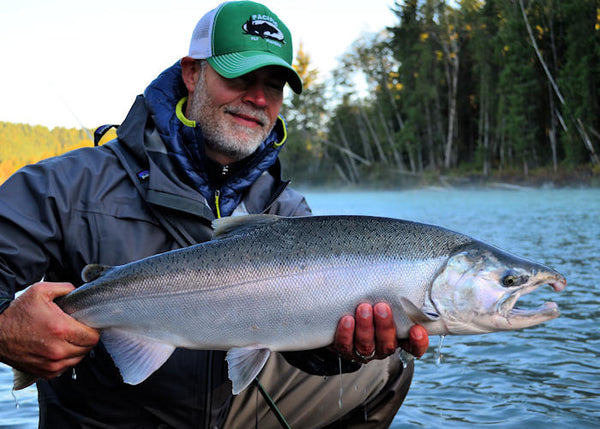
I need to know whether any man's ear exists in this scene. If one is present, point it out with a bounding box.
[180,57,200,92]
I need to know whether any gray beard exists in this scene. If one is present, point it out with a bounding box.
[187,72,272,162]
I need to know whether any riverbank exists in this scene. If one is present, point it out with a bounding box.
[438,165,600,189]
[293,164,599,191]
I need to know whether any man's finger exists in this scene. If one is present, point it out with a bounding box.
[408,324,429,358]
[64,320,101,348]
[353,303,375,358]
[42,282,76,301]
[373,303,397,356]
[333,315,355,357]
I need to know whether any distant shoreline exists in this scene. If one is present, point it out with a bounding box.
[292,166,600,191]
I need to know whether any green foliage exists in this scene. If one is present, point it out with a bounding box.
[496,0,541,169]
[4,1,598,188]
[557,0,600,164]
[279,44,329,184]
[0,122,116,184]
[280,0,599,186]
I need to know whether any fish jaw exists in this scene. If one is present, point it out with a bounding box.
[427,244,566,335]
[493,268,565,329]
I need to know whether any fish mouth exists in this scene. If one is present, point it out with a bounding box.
[499,274,566,324]
[508,301,559,319]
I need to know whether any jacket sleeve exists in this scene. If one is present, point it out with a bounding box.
[282,348,362,375]
[0,161,69,300]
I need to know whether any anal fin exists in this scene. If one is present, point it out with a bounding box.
[226,348,271,394]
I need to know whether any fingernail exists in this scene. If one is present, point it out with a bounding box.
[375,304,388,318]
[358,305,372,318]
[342,317,353,329]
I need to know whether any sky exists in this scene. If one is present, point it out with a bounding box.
[0,0,400,129]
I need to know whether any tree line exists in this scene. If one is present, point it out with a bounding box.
[280,0,600,187]
[2,0,598,188]
[0,122,116,184]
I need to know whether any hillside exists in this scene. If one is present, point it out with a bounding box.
[0,122,116,183]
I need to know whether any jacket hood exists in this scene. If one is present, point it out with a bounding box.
[139,61,288,217]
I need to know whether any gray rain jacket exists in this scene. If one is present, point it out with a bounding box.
[0,63,412,428]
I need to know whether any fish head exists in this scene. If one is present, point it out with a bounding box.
[424,243,566,335]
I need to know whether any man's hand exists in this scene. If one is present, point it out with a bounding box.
[332,302,429,363]
[0,282,100,380]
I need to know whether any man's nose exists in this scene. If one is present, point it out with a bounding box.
[242,83,268,108]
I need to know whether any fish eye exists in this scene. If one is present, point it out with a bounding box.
[501,272,528,287]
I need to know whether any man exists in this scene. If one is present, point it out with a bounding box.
[0,1,427,427]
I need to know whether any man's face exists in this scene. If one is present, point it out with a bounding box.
[187,62,285,164]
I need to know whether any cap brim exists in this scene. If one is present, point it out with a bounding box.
[207,51,303,94]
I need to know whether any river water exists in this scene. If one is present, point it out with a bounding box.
[1,188,598,428]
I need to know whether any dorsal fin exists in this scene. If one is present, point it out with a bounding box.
[81,264,113,283]
[212,214,281,240]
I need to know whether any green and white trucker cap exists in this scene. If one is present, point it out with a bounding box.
[189,1,303,94]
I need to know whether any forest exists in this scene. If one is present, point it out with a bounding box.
[1,0,599,188]
[0,122,118,184]
[280,0,600,187]
[0,122,91,183]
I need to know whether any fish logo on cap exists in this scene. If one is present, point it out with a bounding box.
[242,17,285,44]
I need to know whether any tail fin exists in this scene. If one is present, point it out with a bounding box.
[12,368,38,390]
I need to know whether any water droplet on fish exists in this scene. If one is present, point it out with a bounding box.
[338,355,343,408]
[396,349,414,368]
[436,335,446,365]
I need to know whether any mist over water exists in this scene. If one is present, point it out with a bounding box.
[1,188,598,427]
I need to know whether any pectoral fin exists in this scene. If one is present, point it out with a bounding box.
[399,297,448,336]
[226,347,271,394]
[400,297,439,323]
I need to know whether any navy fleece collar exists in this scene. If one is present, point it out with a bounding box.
[143,62,287,217]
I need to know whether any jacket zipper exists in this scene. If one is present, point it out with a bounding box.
[214,190,221,219]
[214,165,229,219]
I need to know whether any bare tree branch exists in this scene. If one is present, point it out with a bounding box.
[519,0,565,105]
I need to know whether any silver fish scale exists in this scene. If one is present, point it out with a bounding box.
[12,214,564,394]
[59,216,473,351]
[230,216,475,261]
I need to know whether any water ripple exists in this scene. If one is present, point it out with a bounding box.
[2,188,599,427]
[307,188,600,428]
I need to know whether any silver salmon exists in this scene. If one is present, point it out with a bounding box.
[13,215,566,393]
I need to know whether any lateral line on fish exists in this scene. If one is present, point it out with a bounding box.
[12,214,565,395]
